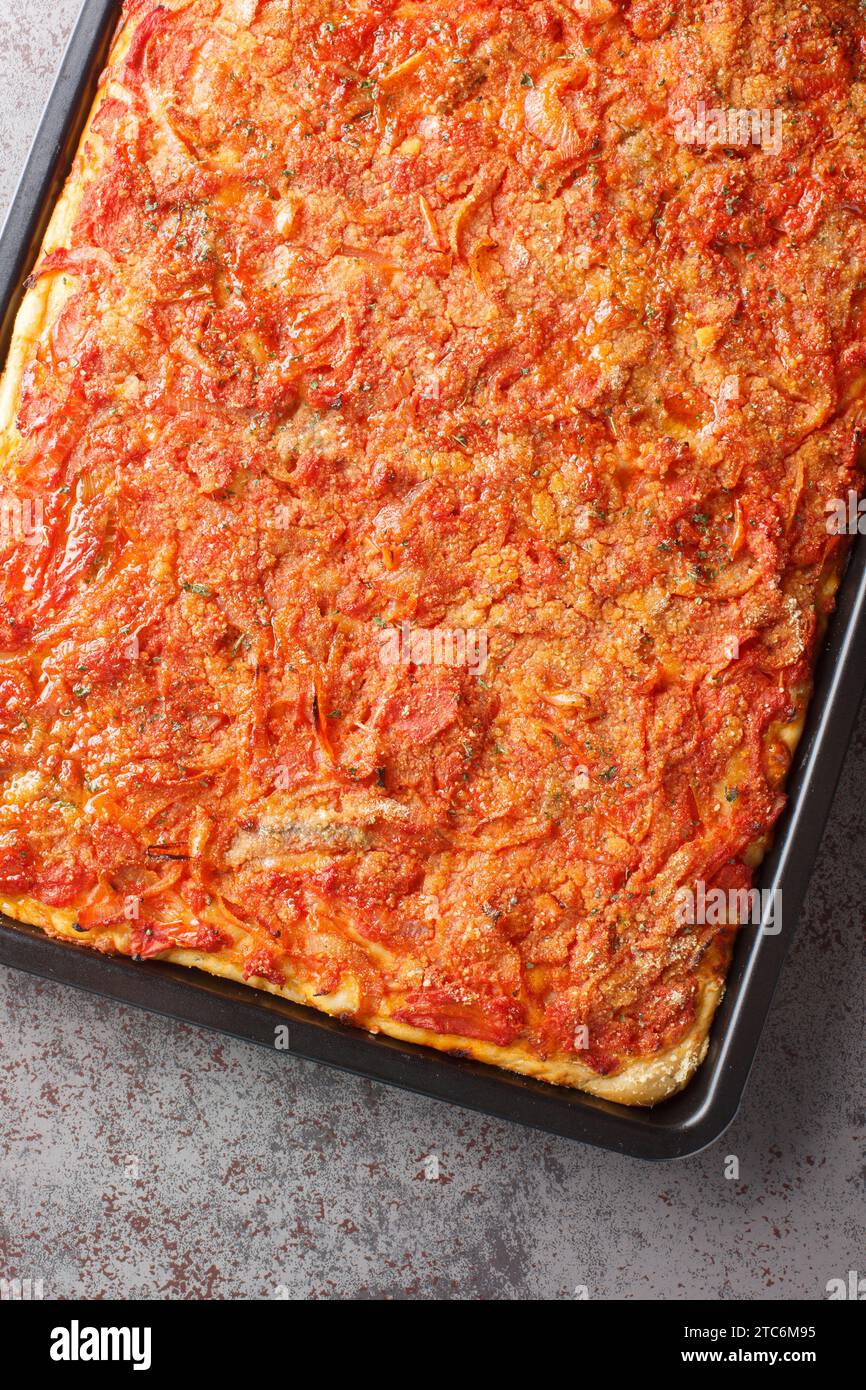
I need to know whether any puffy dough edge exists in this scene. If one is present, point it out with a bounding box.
[0,3,180,460]
[1,891,723,1106]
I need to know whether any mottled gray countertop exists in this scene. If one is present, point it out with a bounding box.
[0,0,863,1302]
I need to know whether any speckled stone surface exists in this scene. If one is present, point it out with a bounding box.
[0,0,863,1302]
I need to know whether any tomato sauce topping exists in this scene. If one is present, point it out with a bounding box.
[2,0,864,1077]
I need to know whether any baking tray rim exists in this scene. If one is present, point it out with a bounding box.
[0,0,863,1160]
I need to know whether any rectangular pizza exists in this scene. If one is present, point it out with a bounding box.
[0,0,863,1104]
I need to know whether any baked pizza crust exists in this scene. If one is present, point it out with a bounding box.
[1,887,721,1103]
[0,0,859,1106]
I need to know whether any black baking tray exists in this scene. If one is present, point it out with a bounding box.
[1,0,864,1160]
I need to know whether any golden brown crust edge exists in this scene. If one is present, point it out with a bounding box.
[0,7,146,461]
[1,890,722,1104]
